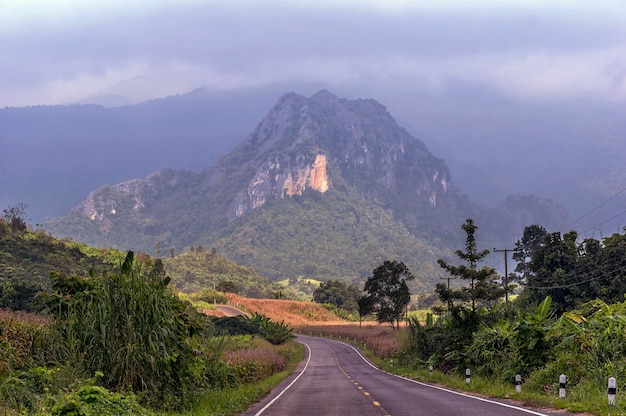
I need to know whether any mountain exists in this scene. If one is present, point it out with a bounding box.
[162,247,280,298]
[4,82,623,237]
[388,85,626,237]
[0,86,280,224]
[44,91,566,290]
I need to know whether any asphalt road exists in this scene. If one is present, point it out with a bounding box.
[215,304,250,317]
[242,335,572,416]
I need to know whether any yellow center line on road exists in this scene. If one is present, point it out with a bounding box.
[330,346,391,416]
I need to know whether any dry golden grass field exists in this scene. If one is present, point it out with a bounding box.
[224,293,344,325]
[223,293,403,359]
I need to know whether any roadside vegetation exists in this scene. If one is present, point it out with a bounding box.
[306,219,626,415]
[4,207,626,416]
[0,213,306,415]
[0,249,298,415]
[305,297,626,416]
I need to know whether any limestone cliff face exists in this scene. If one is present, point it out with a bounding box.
[75,181,146,233]
[217,89,452,223]
[71,169,195,234]
[52,90,467,252]
[232,153,330,218]
[71,90,452,230]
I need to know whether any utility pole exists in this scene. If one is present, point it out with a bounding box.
[494,248,513,312]
[440,273,457,313]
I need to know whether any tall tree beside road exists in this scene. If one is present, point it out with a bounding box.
[361,260,414,329]
[512,224,549,283]
[436,219,504,312]
[514,225,626,314]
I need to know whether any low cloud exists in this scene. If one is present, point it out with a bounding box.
[2,1,625,106]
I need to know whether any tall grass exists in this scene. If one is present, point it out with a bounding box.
[41,252,207,409]
[0,311,50,375]
[168,340,305,416]
[224,293,342,325]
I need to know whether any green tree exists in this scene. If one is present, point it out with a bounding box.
[516,226,626,314]
[513,224,548,283]
[436,219,504,312]
[313,280,361,313]
[357,295,374,326]
[361,260,414,329]
[598,230,626,303]
[216,280,239,294]
[520,230,580,314]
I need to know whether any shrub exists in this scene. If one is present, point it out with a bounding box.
[224,348,286,384]
[524,352,587,395]
[39,251,208,409]
[198,289,229,304]
[211,313,294,345]
[465,319,518,380]
[49,383,152,416]
[212,316,262,337]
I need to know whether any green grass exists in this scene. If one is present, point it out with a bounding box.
[374,361,626,416]
[166,341,305,416]
[177,292,217,311]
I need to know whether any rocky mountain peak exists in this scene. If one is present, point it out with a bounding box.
[44,90,569,284]
[216,90,451,221]
[310,89,339,104]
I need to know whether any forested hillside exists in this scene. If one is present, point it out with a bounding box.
[203,187,445,292]
[0,213,293,312]
[45,91,567,290]
[0,216,126,311]
[163,247,280,298]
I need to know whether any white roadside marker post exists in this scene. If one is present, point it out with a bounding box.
[466,368,471,384]
[515,374,522,393]
[608,377,617,405]
[559,374,567,398]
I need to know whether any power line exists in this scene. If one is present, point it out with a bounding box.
[560,187,626,232]
[591,208,626,231]
[523,263,626,290]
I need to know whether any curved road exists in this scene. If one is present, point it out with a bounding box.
[242,335,572,416]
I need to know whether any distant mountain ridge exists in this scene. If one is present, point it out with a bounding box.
[0,86,279,223]
[45,91,567,289]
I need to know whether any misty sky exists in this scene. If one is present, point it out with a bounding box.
[2,0,625,108]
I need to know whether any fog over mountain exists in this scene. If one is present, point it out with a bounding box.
[2,0,625,238]
[2,84,624,239]
[43,90,570,286]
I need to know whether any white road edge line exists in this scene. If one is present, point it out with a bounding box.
[338,339,550,416]
[253,341,312,416]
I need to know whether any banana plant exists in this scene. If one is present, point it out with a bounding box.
[557,299,626,365]
[514,296,553,375]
